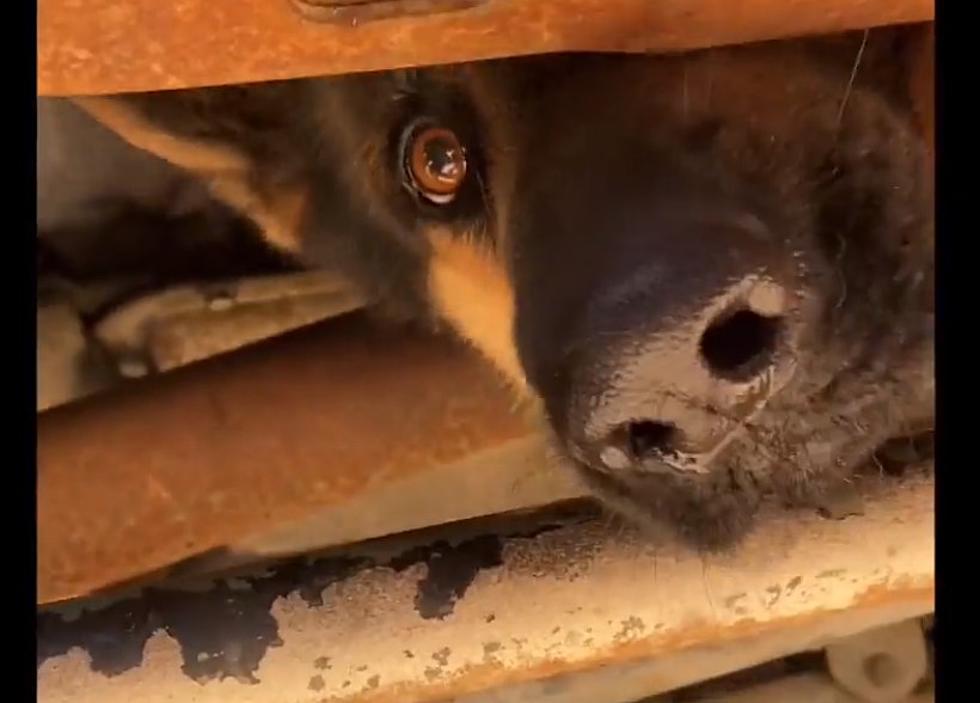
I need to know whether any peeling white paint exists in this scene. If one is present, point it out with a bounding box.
[38,478,933,703]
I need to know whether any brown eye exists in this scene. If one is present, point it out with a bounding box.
[403,124,467,204]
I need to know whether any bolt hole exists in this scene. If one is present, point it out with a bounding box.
[863,652,903,688]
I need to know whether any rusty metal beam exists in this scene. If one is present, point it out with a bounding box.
[38,0,934,96]
[37,476,934,703]
[37,313,584,605]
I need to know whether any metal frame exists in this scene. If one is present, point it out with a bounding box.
[38,476,933,702]
[39,0,933,96]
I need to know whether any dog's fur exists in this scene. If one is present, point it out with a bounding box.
[44,29,934,548]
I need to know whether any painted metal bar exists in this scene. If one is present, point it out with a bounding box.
[38,476,934,703]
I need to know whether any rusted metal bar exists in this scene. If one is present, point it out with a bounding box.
[37,476,934,703]
[37,313,587,605]
[38,0,934,96]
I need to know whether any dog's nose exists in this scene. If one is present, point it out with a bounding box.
[517,212,804,478]
[509,137,812,478]
[577,276,794,476]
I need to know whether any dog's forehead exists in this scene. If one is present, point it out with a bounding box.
[306,48,846,147]
[304,29,916,150]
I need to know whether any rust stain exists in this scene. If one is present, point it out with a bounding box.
[724,593,747,608]
[817,569,847,579]
[764,585,782,607]
[38,0,934,96]
[614,616,646,642]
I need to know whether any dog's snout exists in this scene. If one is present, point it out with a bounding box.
[517,210,803,478]
[510,140,813,479]
[575,287,794,477]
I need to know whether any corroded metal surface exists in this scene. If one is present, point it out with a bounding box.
[38,0,934,96]
[37,313,557,604]
[37,476,934,703]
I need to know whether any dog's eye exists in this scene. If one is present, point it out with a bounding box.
[401,123,468,205]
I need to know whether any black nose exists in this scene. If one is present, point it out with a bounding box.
[580,292,792,476]
[515,212,803,478]
[509,135,810,477]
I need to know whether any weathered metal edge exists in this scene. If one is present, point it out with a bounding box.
[39,0,934,95]
[38,474,934,703]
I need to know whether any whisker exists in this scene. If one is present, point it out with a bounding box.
[836,29,870,130]
[682,62,690,120]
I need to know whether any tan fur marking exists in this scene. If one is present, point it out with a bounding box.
[206,176,307,253]
[426,229,526,390]
[72,96,250,174]
[72,96,305,253]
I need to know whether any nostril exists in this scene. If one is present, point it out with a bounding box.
[595,420,712,474]
[628,420,677,459]
[596,420,691,471]
[596,421,680,471]
[699,308,783,381]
